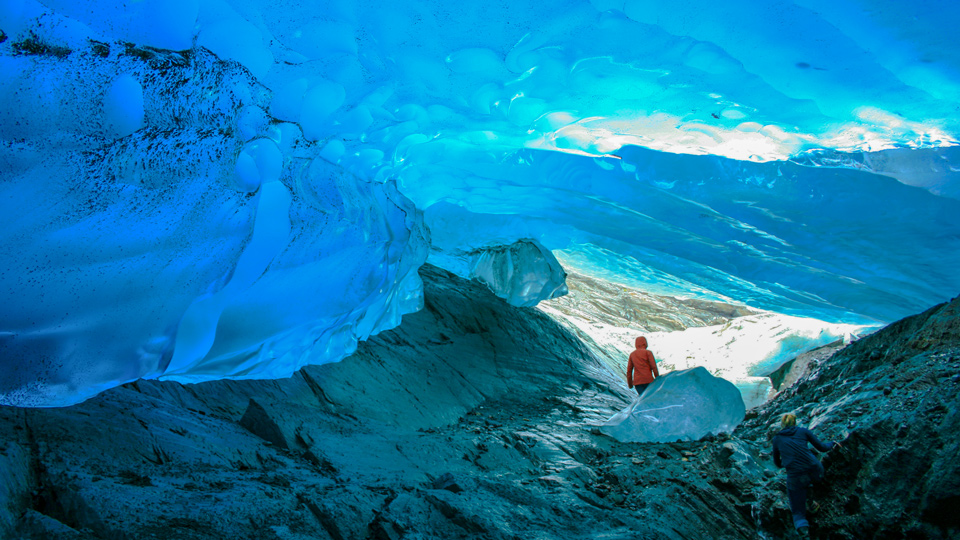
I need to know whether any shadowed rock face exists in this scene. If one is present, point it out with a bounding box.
[740,295,960,539]
[1,267,958,540]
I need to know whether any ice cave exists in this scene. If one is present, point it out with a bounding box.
[2,1,960,539]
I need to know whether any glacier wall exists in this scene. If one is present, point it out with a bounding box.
[0,41,428,406]
[2,0,960,405]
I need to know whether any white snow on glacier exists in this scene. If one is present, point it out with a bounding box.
[2,0,960,405]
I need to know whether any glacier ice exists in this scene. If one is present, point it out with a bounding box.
[0,44,427,406]
[470,240,567,308]
[3,0,960,405]
[102,74,144,138]
[428,238,568,308]
[601,367,746,443]
[537,272,871,409]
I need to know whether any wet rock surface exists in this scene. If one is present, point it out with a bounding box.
[1,267,958,539]
[740,295,960,539]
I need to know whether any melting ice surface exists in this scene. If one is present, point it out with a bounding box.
[3,0,960,406]
[601,367,746,443]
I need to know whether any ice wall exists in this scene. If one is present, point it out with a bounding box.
[403,144,960,324]
[2,0,960,405]
[0,39,427,406]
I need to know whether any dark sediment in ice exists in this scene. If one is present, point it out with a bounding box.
[1,267,959,539]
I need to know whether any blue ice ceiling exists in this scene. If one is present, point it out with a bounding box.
[2,0,960,406]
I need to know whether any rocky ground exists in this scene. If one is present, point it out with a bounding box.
[1,266,958,540]
[741,294,960,539]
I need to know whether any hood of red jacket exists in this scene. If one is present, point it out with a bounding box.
[635,336,647,349]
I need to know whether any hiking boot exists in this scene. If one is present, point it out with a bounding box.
[797,526,810,538]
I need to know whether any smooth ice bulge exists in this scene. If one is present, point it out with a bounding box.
[601,367,746,443]
[427,237,568,308]
[0,40,427,407]
[470,240,568,308]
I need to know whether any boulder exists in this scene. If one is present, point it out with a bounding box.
[601,367,746,443]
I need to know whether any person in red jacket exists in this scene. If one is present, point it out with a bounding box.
[627,336,659,396]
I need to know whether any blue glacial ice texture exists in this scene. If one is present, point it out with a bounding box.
[428,238,568,308]
[397,141,960,324]
[3,0,960,405]
[794,146,960,202]
[601,367,746,443]
[0,45,427,407]
[8,0,960,161]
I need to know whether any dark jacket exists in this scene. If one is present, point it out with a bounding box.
[772,426,835,477]
[627,336,659,387]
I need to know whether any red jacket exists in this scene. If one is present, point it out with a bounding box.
[627,336,659,386]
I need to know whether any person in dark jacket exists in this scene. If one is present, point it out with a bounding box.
[626,336,659,397]
[772,413,836,537]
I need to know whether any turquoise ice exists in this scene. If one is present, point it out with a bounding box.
[2,0,960,405]
[601,367,746,443]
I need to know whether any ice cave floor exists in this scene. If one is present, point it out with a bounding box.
[1,266,959,540]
